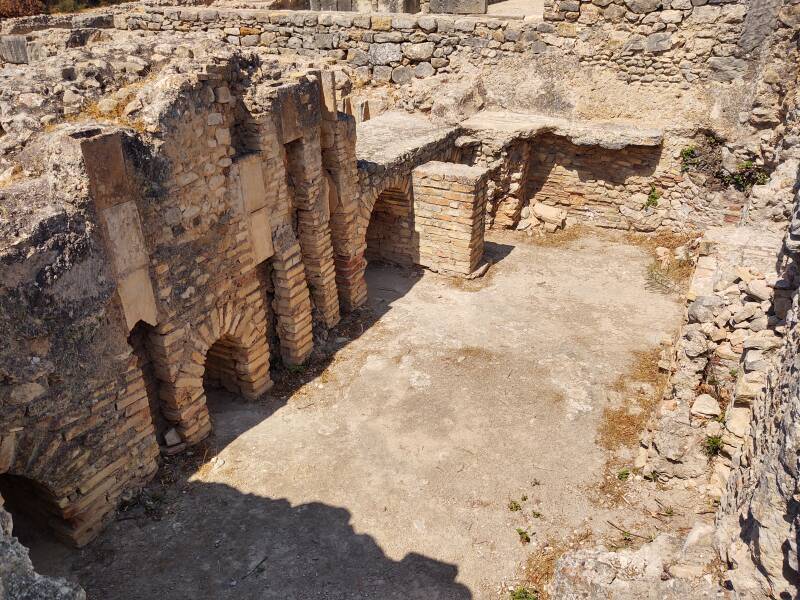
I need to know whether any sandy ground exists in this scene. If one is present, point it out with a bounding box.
[487,0,544,17]
[22,229,684,599]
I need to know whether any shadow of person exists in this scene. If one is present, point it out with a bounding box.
[77,481,472,600]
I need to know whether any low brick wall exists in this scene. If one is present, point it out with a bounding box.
[413,161,488,275]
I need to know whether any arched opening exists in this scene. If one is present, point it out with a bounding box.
[0,474,69,576]
[202,334,269,441]
[204,335,247,397]
[363,183,422,315]
[365,186,416,268]
[128,320,168,446]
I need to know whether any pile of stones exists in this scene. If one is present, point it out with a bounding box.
[516,201,570,234]
[640,262,792,498]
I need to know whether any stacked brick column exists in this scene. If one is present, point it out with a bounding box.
[412,161,489,276]
[319,78,365,312]
[270,228,315,365]
[285,130,341,328]
[250,116,316,367]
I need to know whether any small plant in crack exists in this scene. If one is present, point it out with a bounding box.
[703,435,723,457]
[720,160,769,192]
[510,587,539,600]
[508,500,522,512]
[644,470,661,482]
[645,186,661,208]
[617,467,631,481]
[680,146,700,172]
[516,528,531,544]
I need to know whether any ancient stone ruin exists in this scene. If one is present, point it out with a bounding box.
[0,0,798,597]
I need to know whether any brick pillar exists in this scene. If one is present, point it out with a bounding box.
[270,233,314,365]
[284,130,341,328]
[412,161,489,276]
[323,115,365,312]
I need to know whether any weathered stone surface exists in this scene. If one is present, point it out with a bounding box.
[531,202,566,226]
[0,504,85,599]
[551,531,722,598]
[402,42,435,61]
[391,65,413,84]
[691,393,721,417]
[746,279,771,301]
[0,36,28,64]
[429,0,487,14]
[368,43,402,65]
[645,32,673,53]
[624,0,661,13]
[688,295,725,323]
[708,56,747,82]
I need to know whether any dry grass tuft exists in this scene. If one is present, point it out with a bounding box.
[521,531,593,600]
[625,230,700,253]
[599,348,668,451]
[79,83,149,133]
[625,230,700,294]
[527,224,586,247]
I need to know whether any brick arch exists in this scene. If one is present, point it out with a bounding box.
[356,173,412,254]
[0,435,105,547]
[344,174,414,306]
[155,300,272,446]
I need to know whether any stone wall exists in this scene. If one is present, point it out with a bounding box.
[523,133,746,232]
[113,3,755,88]
[464,119,746,234]
[715,258,800,598]
[0,128,161,547]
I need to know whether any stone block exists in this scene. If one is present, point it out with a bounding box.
[81,132,130,209]
[368,43,402,66]
[239,155,268,213]
[249,207,275,264]
[102,200,149,277]
[0,36,28,64]
[376,0,420,11]
[117,267,158,330]
[391,66,413,84]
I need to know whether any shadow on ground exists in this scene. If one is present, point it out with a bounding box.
[72,474,471,600]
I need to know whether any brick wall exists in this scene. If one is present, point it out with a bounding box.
[412,161,488,275]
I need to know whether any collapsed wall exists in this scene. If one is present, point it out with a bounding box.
[0,502,84,599]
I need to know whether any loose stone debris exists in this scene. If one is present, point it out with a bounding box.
[0,0,798,598]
